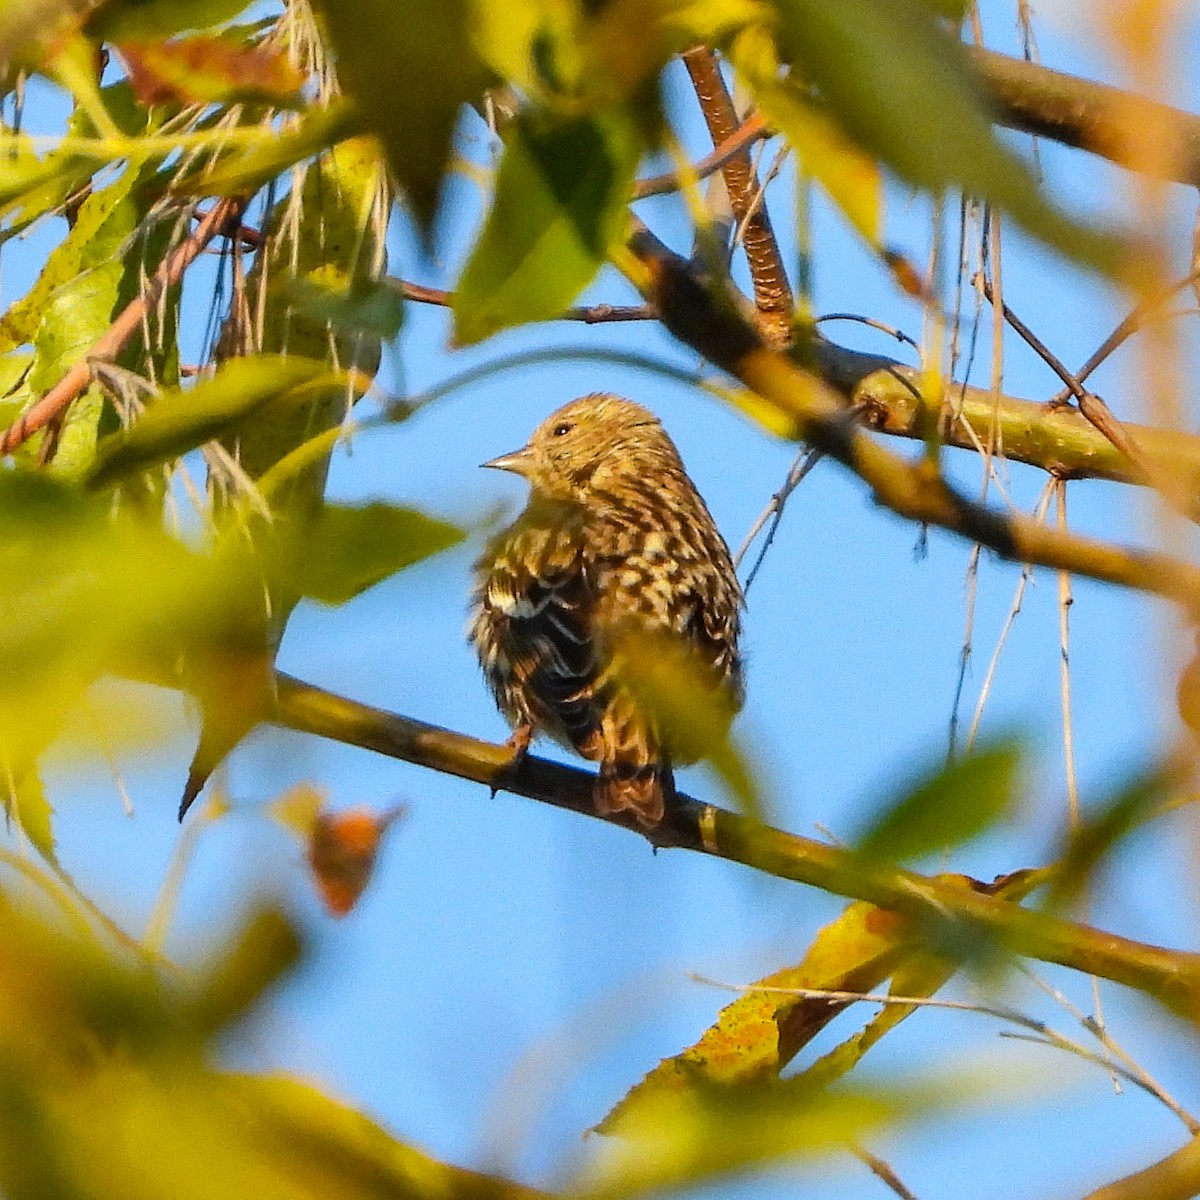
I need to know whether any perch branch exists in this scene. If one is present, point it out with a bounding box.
[269,672,1200,1020]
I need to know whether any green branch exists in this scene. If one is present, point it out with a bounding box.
[272,673,1200,1021]
[816,340,1200,493]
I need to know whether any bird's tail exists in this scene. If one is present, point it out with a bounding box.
[593,759,675,828]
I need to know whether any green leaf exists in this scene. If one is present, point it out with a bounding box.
[2,760,57,865]
[283,502,463,607]
[587,1075,923,1196]
[733,29,882,246]
[856,740,1022,863]
[282,277,405,342]
[310,0,492,236]
[2,160,143,354]
[773,0,1123,272]
[174,102,358,196]
[85,0,253,40]
[453,109,641,345]
[87,356,342,489]
[1045,763,1174,910]
[0,472,270,769]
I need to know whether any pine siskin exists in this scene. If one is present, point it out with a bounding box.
[469,393,743,827]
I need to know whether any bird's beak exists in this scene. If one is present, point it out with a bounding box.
[482,446,534,476]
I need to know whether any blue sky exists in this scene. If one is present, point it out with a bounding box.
[15,3,1200,1197]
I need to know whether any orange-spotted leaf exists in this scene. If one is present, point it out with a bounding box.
[795,870,1043,1092]
[597,899,913,1135]
[117,36,304,107]
[306,805,406,917]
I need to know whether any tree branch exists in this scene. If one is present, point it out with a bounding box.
[624,221,1200,610]
[681,47,793,348]
[971,46,1200,187]
[817,339,1200,494]
[269,672,1200,1020]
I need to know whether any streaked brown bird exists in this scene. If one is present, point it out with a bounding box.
[469,393,743,827]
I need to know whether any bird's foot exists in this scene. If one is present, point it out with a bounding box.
[490,724,535,797]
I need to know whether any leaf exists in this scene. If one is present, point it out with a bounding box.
[283,502,463,607]
[2,759,57,865]
[855,740,1022,864]
[454,108,642,345]
[1,159,144,354]
[1045,763,1175,911]
[19,158,166,475]
[599,900,913,1135]
[87,356,343,488]
[221,135,387,497]
[585,1075,923,1198]
[310,0,492,236]
[732,28,882,246]
[793,871,1040,1091]
[281,277,405,342]
[173,103,358,195]
[179,907,304,1035]
[85,0,253,40]
[116,35,304,107]
[0,472,271,768]
[306,805,407,917]
[772,0,1124,272]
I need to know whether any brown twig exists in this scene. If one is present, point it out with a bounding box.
[681,47,793,348]
[389,279,654,324]
[977,276,1200,521]
[633,111,770,199]
[977,275,1158,479]
[0,196,249,456]
[1064,264,1200,396]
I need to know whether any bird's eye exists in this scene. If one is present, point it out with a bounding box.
[552,422,572,437]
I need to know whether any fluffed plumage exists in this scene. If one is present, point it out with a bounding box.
[469,393,743,826]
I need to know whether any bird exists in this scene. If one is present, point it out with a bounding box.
[469,393,743,827]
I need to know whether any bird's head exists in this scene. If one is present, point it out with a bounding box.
[483,393,680,503]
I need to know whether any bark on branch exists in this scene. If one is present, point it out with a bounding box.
[270,672,1200,1020]
[972,46,1200,187]
[624,221,1200,610]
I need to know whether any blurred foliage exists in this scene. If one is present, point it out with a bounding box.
[0,0,1184,1196]
[0,880,543,1200]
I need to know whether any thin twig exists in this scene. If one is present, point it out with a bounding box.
[977,274,1164,492]
[1064,265,1200,396]
[0,195,249,455]
[815,313,920,353]
[964,480,1057,750]
[735,444,826,591]
[633,111,770,199]
[851,1146,921,1200]
[389,279,654,324]
[1021,965,1199,1133]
